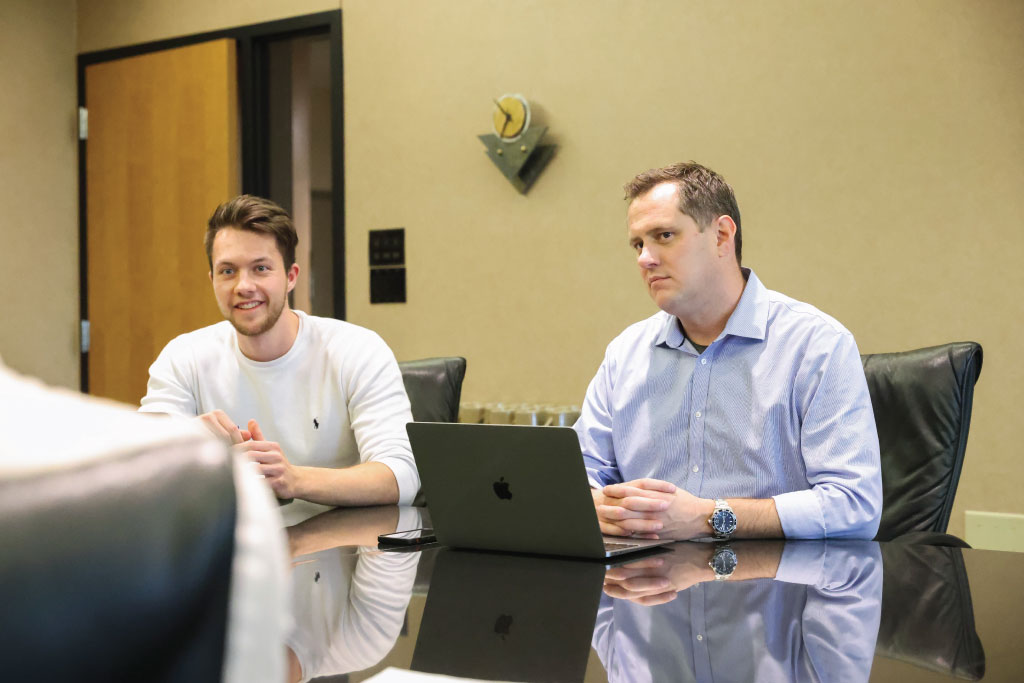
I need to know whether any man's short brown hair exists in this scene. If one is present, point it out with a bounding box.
[624,161,742,265]
[205,195,298,269]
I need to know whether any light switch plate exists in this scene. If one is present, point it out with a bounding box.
[369,228,404,266]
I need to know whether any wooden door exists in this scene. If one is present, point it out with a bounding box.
[85,39,239,405]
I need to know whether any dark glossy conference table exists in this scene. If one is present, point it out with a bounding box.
[281,504,1023,683]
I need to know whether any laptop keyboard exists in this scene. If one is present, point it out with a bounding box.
[603,541,641,551]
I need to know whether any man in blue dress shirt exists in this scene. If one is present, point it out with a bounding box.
[574,162,882,540]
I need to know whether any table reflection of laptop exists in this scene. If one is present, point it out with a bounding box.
[411,548,604,682]
[407,422,673,559]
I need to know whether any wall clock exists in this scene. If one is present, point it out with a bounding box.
[478,93,556,194]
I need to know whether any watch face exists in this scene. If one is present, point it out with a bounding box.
[711,547,738,575]
[712,508,737,535]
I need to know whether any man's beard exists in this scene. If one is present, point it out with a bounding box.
[231,296,286,337]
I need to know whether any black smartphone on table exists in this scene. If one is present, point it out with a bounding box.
[378,527,437,546]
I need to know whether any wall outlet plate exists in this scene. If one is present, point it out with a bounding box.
[965,510,1024,552]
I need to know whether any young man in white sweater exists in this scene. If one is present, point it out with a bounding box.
[140,195,419,508]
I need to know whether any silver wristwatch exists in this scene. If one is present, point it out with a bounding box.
[709,544,738,580]
[708,498,737,540]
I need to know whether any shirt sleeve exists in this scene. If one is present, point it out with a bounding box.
[773,331,882,539]
[797,542,882,681]
[138,338,199,416]
[574,347,623,488]
[772,540,828,586]
[343,336,420,505]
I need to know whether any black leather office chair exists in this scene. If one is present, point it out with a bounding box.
[0,440,237,681]
[399,357,467,506]
[861,342,983,542]
[399,357,467,424]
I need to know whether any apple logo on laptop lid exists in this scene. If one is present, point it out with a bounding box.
[493,477,512,500]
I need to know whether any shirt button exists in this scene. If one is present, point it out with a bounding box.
[692,465,699,473]
[695,411,702,418]
[697,634,704,641]
[701,358,707,365]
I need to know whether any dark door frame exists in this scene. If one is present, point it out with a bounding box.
[76,11,346,393]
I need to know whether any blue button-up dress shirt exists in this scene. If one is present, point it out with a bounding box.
[574,269,882,539]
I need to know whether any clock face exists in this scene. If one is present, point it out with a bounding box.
[492,94,531,141]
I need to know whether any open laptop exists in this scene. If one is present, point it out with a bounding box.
[407,422,673,559]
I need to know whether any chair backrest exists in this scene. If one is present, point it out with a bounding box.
[399,357,466,507]
[861,342,983,541]
[399,357,467,424]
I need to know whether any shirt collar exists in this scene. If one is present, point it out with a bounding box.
[655,267,769,349]
[722,268,769,341]
[655,312,687,349]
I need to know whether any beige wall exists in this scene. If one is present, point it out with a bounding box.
[342,0,1024,536]
[0,0,79,389]
[45,0,1024,534]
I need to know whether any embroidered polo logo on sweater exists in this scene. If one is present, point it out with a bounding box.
[313,418,319,430]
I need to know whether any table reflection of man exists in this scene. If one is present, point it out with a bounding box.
[595,541,882,683]
[283,506,424,683]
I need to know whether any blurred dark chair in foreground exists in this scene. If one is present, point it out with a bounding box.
[0,439,237,681]
[862,342,982,543]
